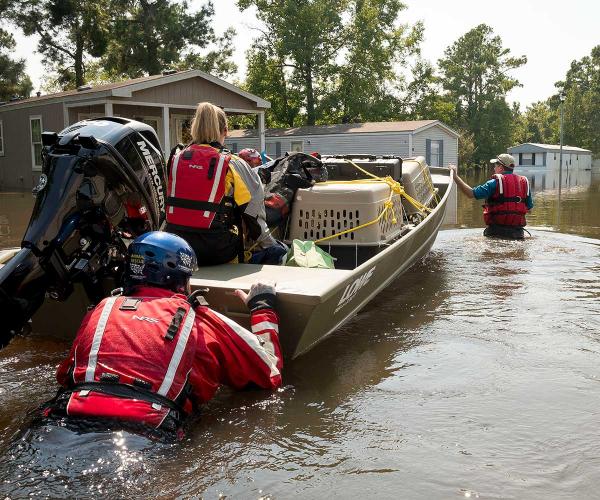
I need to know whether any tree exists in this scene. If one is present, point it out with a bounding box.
[512,101,558,145]
[244,47,303,127]
[12,0,110,88]
[555,45,600,156]
[0,30,33,100]
[239,0,350,126]
[239,0,422,126]
[438,24,526,163]
[458,129,476,167]
[103,0,231,79]
[172,28,238,79]
[322,0,422,123]
[404,59,457,125]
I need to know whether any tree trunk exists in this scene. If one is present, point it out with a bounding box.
[74,33,84,87]
[142,0,160,75]
[305,62,316,126]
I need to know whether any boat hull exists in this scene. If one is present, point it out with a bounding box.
[1,170,453,359]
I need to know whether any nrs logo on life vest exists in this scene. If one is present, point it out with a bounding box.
[132,315,159,323]
[335,266,376,313]
[137,140,165,212]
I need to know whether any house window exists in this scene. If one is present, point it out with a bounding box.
[0,120,4,156]
[174,116,193,144]
[521,153,533,166]
[429,140,442,167]
[291,141,303,152]
[30,116,43,170]
[230,142,238,153]
[554,153,556,160]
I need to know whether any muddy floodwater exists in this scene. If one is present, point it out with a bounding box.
[0,169,599,498]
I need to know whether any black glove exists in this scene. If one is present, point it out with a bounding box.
[244,282,276,312]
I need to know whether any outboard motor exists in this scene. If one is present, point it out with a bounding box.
[0,117,167,347]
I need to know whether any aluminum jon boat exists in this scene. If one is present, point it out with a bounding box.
[186,157,454,359]
[1,156,453,359]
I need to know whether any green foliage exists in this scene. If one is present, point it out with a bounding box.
[404,59,457,124]
[239,0,419,126]
[322,0,422,123]
[438,24,526,164]
[458,129,476,168]
[244,48,302,127]
[171,28,238,79]
[0,29,33,100]
[239,0,350,126]
[103,0,223,79]
[512,101,558,145]
[11,0,110,88]
[556,45,600,156]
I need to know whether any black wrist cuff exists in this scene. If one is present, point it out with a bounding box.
[247,292,276,312]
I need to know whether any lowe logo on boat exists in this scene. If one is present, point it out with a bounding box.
[137,140,165,212]
[336,266,376,313]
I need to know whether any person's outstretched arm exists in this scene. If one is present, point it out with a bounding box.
[449,164,475,199]
[196,282,283,391]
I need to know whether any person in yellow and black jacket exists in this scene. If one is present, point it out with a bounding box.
[165,102,277,265]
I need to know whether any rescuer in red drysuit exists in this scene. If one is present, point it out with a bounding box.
[451,153,533,239]
[45,231,282,440]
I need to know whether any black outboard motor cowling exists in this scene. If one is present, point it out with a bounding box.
[0,117,167,347]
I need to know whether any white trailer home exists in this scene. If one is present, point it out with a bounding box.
[227,120,459,167]
[508,143,592,170]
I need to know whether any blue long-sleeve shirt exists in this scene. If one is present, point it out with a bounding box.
[472,172,534,209]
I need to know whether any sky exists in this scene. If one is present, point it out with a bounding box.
[11,0,600,110]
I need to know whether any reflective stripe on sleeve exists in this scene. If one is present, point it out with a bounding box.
[85,296,118,382]
[212,310,280,377]
[251,321,279,334]
[157,308,196,397]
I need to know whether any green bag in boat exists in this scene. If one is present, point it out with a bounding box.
[284,239,335,269]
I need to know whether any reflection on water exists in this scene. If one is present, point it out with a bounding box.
[1,231,600,497]
[1,181,600,497]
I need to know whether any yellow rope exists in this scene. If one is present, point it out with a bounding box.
[312,160,433,244]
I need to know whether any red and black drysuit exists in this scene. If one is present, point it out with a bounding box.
[48,286,282,438]
[165,142,276,265]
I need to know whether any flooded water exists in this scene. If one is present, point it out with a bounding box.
[1,169,600,498]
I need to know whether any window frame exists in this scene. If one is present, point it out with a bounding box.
[133,115,163,142]
[291,140,304,152]
[0,120,4,156]
[171,114,194,145]
[29,115,43,171]
[429,139,442,167]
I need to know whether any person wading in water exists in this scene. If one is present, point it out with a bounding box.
[451,154,533,239]
[42,231,282,440]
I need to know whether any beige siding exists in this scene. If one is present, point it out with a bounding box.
[412,125,458,167]
[68,104,105,124]
[0,102,65,190]
[131,77,257,110]
[112,104,162,118]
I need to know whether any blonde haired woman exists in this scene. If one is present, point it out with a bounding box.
[165,102,276,265]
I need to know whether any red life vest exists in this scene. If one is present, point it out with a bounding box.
[166,144,235,230]
[483,173,530,227]
[64,293,199,427]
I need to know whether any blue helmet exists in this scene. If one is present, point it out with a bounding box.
[124,231,197,293]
